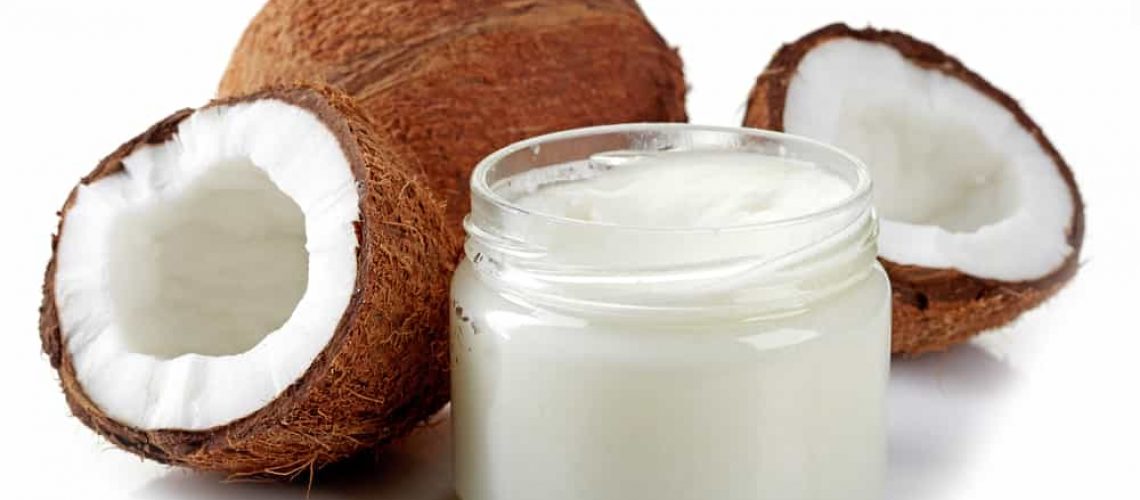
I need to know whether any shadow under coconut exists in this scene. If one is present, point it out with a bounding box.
[134,413,456,500]
[887,343,1017,500]
[138,344,1014,500]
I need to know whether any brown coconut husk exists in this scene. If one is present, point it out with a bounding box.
[743,23,1084,356]
[218,0,689,240]
[39,84,457,477]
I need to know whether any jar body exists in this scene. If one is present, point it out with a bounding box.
[451,260,891,500]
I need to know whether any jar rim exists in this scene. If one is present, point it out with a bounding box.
[469,123,873,234]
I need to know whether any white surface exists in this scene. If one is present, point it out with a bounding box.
[56,100,359,430]
[512,150,852,228]
[0,0,1137,499]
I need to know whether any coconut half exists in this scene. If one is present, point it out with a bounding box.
[744,24,1084,355]
[40,85,455,476]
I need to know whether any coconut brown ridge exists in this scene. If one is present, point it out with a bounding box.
[744,23,1084,356]
[40,84,458,477]
[219,0,689,240]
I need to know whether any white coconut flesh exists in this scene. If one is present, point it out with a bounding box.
[781,39,1074,281]
[54,100,360,430]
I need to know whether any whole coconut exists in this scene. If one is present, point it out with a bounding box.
[220,0,689,233]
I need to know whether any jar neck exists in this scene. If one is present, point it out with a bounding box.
[462,124,877,320]
[464,200,878,320]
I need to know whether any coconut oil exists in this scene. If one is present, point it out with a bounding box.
[451,125,890,500]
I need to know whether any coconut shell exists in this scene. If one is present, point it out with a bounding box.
[39,84,458,477]
[218,0,689,239]
[743,24,1084,356]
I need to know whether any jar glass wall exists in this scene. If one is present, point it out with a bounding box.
[451,124,890,500]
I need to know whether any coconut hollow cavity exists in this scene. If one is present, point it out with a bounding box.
[40,85,455,476]
[218,0,688,237]
[745,24,1084,355]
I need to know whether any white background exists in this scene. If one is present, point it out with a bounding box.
[1,1,1138,498]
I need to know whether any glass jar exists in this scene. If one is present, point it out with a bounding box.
[451,124,890,500]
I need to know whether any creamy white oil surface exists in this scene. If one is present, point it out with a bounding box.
[508,150,853,228]
[452,148,889,500]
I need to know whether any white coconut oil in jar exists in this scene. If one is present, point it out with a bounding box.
[451,124,890,500]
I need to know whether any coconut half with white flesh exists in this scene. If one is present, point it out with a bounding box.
[39,85,455,476]
[744,24,1084,355]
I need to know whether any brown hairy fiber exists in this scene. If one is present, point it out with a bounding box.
[40,84,458,477]
[219,0,689,237]
[744,23,1084,356]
